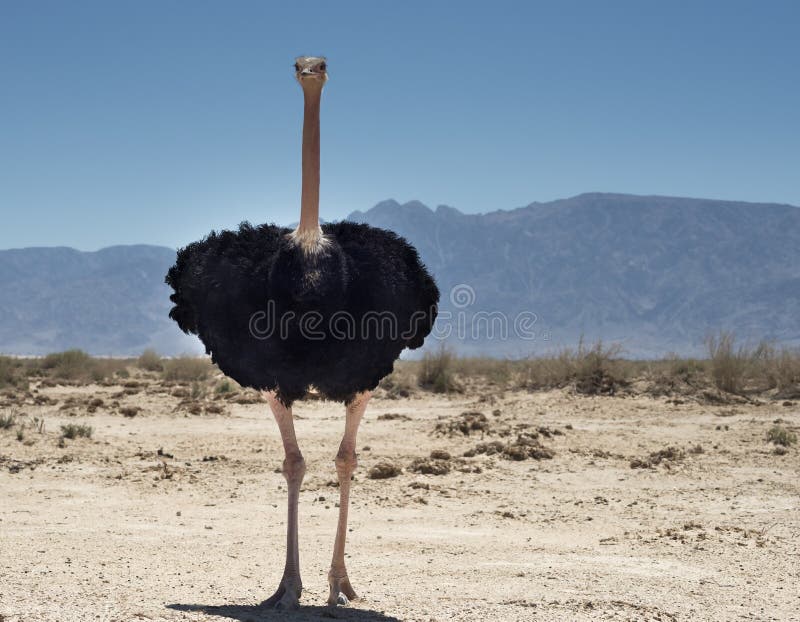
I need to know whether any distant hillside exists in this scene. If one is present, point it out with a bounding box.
[0,245,200,356]
[348,193,800,356]
[1,193,799,357]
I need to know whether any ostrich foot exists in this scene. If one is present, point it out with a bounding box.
[261,575,302,610]
[327,572,358,606]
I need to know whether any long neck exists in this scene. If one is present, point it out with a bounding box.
[297,86,322,234]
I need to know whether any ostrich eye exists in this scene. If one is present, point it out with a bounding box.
[294,63,301,71]
[319,63,326,71]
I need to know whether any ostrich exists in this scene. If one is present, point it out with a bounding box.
[165,56,439,609]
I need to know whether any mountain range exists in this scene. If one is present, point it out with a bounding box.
[2,193,799,357]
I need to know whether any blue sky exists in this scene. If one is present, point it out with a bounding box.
[1,0,798,250]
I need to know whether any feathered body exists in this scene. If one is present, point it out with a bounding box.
[166,221,439,406]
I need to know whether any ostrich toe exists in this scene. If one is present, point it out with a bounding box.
[327,572,357,606]
[261,575,302,610]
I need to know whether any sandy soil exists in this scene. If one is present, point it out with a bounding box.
[1,380,798,622]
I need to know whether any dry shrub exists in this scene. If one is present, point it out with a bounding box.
[705,332,751,394]
[0,413,16,430]
[766,425,796,447]
[630,446,685,468]
[452,357,512,386]
[517,350,575,389]
[0,356,27,390]
[771,347,800,392]
[120,406,140,418]
[379,366,416,398]
[662,354,706,383]
[163,357,212,382]
[215,380,234,395]
[752,345,800,396]
[137,349,163,372]
[42,349,92,377]
[703,333,800,395]
[516,338,627,394]
[39,350,122,383]
[60,423,93,439]
[418,346,460,393]
[573,339,626,394]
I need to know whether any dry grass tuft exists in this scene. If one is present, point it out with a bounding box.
[0,413,16,430]
[0,356,28,389]
[38,349,125,383]
[60,423,93,440]
[379,367,416,398]
[630,446,685,469]
[137,349,164,372]
[215,380,235,395]
[705,332,756,394]
[162,357,212,382]
[766,425,796,447]
[572,339,627,395]
[120,406,140,418]
[516,338,628,394]
[418,346,461,394]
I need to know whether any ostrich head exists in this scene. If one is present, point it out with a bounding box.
[294,56,327,88]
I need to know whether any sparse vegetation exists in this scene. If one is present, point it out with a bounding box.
[665,354,707,382]
[0,355,28,389]
[38,349,123,383]
[60,423,93,440]
[215,380,234,395]
[772,347,800,392]
[0,413,16,430]
[630,446,685,469]
[379,336,800,399]
[163,356,212,382]
[379,366,416,398]
[41,349,93,375]
[766,425,796,447]
[572,339,627,395]
[418,346,461,393]
[705,331,755,394]
[190,381,206,400]
[120,406,140,418]
[137,349,163,372]
[1,342,796,407]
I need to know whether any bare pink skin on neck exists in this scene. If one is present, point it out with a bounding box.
[296,82,323,237]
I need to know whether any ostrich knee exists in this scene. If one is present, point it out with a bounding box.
[334,450,356,483]
[283,452,306,487]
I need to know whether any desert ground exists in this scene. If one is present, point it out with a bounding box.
[1,369,799,622]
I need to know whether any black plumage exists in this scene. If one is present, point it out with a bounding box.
[165,221,439,406]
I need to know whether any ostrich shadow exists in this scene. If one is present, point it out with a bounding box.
[167,602,402,622]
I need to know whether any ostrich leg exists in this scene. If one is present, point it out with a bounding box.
[261,391,306,610]
[328,390,371,606]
